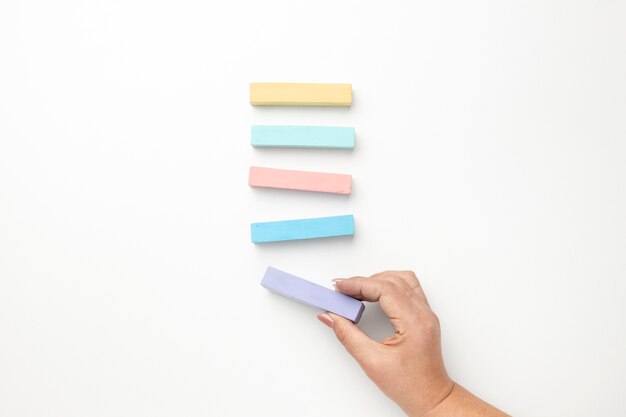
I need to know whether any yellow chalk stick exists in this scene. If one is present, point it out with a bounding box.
[249,83,352,106]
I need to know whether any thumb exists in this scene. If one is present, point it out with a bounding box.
[320,312,378,365]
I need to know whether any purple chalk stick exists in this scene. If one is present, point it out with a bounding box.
[261,266,365,323]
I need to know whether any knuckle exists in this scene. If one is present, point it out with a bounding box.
[400,270,417,278]
[422,312,441,334]
[376,273,393,282]
[380,274,404,287]
[381,280,400,293]
[401,270,421,285]
[432,311,440,325]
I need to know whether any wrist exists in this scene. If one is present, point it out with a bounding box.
[422,382,462,417]
[399,377,455,417]
[405,380,455,417]
[422,383,510,417]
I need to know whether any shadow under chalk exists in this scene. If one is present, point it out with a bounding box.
[250,97,357,116]
[252,233,355,251]
[358,302,395,342]
[251,146,357,158]
[249,184,354,206]
[261,292,395,343]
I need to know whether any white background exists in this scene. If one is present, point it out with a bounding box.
[1,1,625,416]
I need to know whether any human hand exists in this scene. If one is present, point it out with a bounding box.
[317,271,452,416]
[317,271,508,417]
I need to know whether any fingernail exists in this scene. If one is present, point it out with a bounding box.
[317,313,335,329]
[332,278,345,289]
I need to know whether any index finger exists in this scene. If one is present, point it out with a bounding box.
[370,270,430,307]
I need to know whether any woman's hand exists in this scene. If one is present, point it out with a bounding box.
[317,271,508,417]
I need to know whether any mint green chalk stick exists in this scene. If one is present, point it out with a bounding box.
[251,125,355,149]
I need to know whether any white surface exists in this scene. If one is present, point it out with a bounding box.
[1,1,625,416]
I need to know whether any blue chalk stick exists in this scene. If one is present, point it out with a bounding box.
[262,266,365,323]
[251,125,355,149]
[251,215,354,243]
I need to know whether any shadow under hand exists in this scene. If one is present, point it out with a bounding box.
[358,302,394,342]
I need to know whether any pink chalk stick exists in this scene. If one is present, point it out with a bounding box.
[249,166,352,195]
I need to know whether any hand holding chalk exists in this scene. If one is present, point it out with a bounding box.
[318,271,509,417]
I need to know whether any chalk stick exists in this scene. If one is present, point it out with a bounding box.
[251,125,355,149]
[249,166,352,195]
[261,266,365,323]
[250,83,352,106]
[251,215,354,243]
